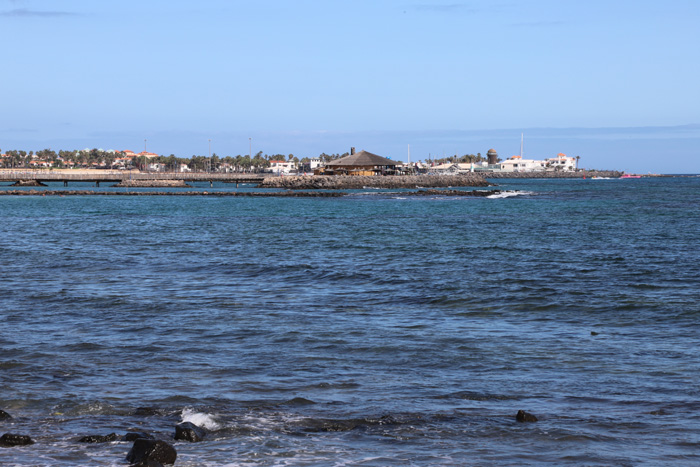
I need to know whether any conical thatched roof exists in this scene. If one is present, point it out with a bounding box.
[326,150,397,167]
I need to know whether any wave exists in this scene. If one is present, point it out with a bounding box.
[487,190,533,199]
[181,407,220,430]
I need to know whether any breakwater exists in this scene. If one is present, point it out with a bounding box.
[259,174,490,189]
[484,170,623,179]
[0,190,344,197]
[0,189,503,197]
[112,180,192,188]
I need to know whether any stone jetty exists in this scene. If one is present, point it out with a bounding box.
[484,170,623,179]
[259,174,491,189]
[0,189,503,197]
[112,180,192,188]
[0,190,345,197]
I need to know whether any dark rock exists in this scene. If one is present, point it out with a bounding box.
[126,439,177,466]
[591,331,599,336]
[0,433,35,447]
[123,431,155,442]
[0,410,12,421]
[516,410,538,422]
[174,421,206,442]
[78,433,119,443]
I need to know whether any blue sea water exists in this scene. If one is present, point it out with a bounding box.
[1,177,699,466]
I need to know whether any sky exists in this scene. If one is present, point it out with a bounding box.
[1,0,699,172]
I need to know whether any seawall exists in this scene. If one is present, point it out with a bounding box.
[484,170,623,179]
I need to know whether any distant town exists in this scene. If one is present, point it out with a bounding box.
[0,146,581,175]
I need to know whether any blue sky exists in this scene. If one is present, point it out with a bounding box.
[1,0,699,172]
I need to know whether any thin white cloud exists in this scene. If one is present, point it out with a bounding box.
[0,8,78,17]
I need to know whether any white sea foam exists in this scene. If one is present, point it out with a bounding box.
[487,190,532,199]
[181,407,220,430]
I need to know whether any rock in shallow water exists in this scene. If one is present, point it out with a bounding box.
[0,410,12,421]
[0,433,35,447]
[516,410,538,422]
[174,421,207,442]
[126,439,177,466]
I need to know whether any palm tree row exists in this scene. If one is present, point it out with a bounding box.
[0,148,311,172]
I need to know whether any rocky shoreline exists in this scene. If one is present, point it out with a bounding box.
[0,190,345,197]
[0,407,539,465]
[258,174,491,189]
[483,170,623,179]
[112,180,193,188]
[0,189,504,197]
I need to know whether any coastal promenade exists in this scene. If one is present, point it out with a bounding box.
[0,169,266,185]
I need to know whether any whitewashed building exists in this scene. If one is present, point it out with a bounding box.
[499,156,545,172]
[498,153,577,172]
[544,153,577,171]
[268,160,297,175]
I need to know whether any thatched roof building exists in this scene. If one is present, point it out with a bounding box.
[323,150,397,176]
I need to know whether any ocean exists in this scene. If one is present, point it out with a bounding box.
[1,177,699,466]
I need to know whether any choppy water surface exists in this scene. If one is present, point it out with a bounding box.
[1,177,700,466]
